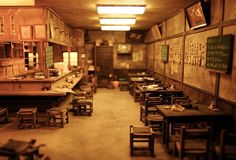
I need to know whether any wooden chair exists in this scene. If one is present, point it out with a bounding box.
[133,83,141,103]
[130,125,155,156]
[171,96,190,135]
[146,114,163,138]
[174,126,212,160]
[214,129,236,160]
[140,94,162,125]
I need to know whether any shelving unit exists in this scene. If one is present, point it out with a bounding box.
[23,42,39,71]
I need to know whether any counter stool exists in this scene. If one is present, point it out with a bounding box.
[0,107,8,123]
[46,107,69,128]
[130,125,155,156]
[16,107,37,129]
[146,114,163,138]
[73,98,93,116]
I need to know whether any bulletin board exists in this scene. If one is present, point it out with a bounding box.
[184,29,218,93]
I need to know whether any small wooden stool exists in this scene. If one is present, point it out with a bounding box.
[119,81,129,91]
[73,99,93,116]
[0,107,8,123]
[16,107,37,129]
[130,125,154,156]
[46,107,69,128]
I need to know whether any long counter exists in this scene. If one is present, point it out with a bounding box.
[0,71,84,111]
[0,71,83,96]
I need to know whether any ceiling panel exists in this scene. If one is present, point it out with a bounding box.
[35,0,198,30]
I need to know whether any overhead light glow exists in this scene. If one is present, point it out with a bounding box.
[97,5,145,14]
[101,26,130,31]
[0,0,35,6]
[100,18,136,25]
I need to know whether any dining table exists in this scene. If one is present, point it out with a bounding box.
[155,104,233,151]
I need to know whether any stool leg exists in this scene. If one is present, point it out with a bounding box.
[46,111,50,127]
[89,104,92,116]
[33,113,37,128]
[16,112,20,128]
[150,135,154,156]
[130,134,133,156]
[66,108,69,124]
[61,112,64,128]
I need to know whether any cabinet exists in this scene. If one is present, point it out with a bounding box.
[23,42,38,71]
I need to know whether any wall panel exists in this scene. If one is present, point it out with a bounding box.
[224,0,236,21]
[219,25,236,103]
[166,12,184,36]
[166,37,183,81]
[154,41,165,75]
[184,29,218,93]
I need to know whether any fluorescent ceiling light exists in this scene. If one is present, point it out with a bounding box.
[101,26,130,31]
[0,0,35,6]
[97,5,145,14]
[100,18,136,25]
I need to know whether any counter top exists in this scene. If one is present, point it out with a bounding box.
[0,91,65,96]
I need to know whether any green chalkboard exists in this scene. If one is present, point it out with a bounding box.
[46,46,53,68]
[206,34,234,73]
[161,45,169,63]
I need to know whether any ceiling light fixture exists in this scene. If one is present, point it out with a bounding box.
[0,0,35,6]
[100,18,136,25]
[101,26,130,31]
[97,5,145,15]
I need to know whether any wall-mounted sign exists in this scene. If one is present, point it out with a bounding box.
[161,45,169,63]
[206,34,234,73]
[126,30,145,43]
[10,15,16,37]
[0,16,5,36]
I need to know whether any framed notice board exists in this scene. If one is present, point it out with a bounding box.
[161,45,169,63]
[206,34,234,73]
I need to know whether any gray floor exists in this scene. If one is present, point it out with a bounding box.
[0,88,172,160]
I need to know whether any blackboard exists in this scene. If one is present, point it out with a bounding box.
[161,45,169,63]
[46,46,53,68]
[206,34,234,73]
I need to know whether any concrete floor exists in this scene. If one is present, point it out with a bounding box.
[0,88,172,160]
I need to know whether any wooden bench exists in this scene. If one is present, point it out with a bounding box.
[46,107,69,128]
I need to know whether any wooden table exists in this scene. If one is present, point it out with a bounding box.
[156,105,232,151]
